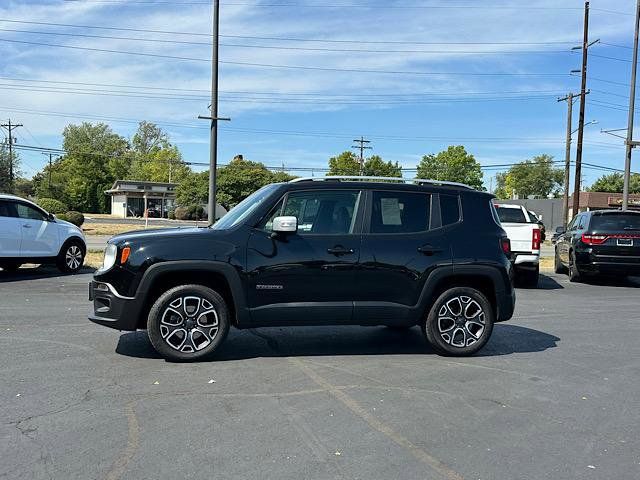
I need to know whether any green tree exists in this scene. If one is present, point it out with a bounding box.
[494,154,563,199]
[328,152,402,177]
[175,170,209,206]
[59,123,130,213]
[216,157,278,208]
[175,157,295,210]
[363,155,402,177]
[127,122,190,183]
[328,151,360,175]
[0,144,21,193]
[589,172,640,193]
[416,146,483,190]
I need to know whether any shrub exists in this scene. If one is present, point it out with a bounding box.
[174,206,190,221]
[57,211,85,227]
[37,197,68,214]
[187,205,205,220]
[168,208,176,220]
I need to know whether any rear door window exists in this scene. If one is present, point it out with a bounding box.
[370,191,431,234]
[440,194,460,226]
[590,213,640,231]
[496,207,527,223]
[0,200,17,217]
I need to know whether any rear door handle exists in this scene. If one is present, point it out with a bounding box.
[327,246,355,256]
[418,245,443,256]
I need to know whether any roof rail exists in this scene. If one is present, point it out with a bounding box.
[289,175,473,189]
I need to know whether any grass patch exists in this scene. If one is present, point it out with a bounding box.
[82,223,167,236]
[84,249,105,270]
[539,256,554,271]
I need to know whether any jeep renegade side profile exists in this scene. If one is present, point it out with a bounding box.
[89,177,515,361]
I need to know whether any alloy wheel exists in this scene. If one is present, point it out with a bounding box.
[437,295,486,348]
[65,245,83,270]
[159,296,219,353]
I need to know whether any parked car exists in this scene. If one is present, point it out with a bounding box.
[89,176,516,361]
[555,209,640,281]
[0,194,86,273]
[493,204,541,287]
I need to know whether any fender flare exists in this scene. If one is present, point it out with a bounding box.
[135,260,249,325]
[416,264,510,320]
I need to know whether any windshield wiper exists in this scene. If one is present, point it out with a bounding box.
[623,226,640,230]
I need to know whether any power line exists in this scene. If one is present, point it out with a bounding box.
[0,18,579,45]
[0,28,574,55]
[0,37,569,77]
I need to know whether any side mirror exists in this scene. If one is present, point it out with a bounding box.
[48,213,56,222]
[272,216,297,234]
[555,226,565,234]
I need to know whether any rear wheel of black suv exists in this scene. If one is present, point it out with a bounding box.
[147,284,230,362]
[423,287,494,356]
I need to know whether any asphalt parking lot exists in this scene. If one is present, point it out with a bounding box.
[1,269,639,480]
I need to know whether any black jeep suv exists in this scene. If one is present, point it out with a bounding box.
[89,177,515,361]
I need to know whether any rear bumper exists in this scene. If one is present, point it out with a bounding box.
[511,252,540,268]
[88,281,142,331]
[575,251,640,276]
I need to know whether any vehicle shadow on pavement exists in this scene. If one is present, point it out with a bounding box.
[0,264,96,282]
[115,324,559,362]
[580,276,640,288]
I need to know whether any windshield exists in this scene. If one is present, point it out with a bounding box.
[211,184,280,230]
[590,212,640,231]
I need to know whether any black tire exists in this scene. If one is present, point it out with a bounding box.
[147,284,230,362]
[422,287,494,357]
[0,262,22,272]
[554,248,567,274]
[568,251,581,283]
[56,239,85,273]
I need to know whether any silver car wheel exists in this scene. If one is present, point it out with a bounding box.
[65,245,83,270]
[437,295,486,348]
[159,296,219,353]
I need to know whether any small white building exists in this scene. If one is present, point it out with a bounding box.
[105,180,177,219]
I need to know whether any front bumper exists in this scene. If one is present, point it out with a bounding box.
[88,281,142,331]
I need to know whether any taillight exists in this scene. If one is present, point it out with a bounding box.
[581,234,608,245]
[501,237,511,255]
[532,228,541,251]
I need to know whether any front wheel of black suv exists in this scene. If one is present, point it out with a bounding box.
[423,287,494,356]
[147,284,230,362]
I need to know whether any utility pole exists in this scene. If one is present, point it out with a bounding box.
[198,0,230,226]
[558,93,577,227]
[623,0,640,210]
[1,119,23,187]
[351,136,372,175]
[571,1,598,218]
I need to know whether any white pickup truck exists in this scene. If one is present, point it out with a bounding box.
[493,203,541,287]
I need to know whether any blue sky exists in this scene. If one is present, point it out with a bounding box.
[0,0,637,190]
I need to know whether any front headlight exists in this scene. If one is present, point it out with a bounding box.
[101,244,117,272]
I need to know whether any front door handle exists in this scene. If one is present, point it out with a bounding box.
[418,245,443,256]
[22,224,32,229]
[327,246,354,256]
